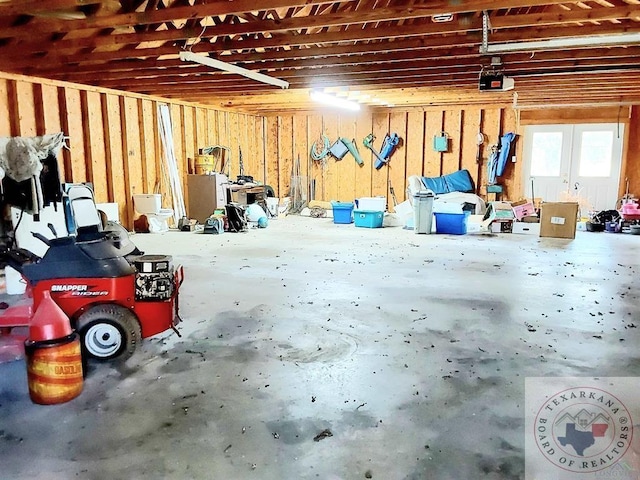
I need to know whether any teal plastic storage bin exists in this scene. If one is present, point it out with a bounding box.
[434,212,469,235]
[354,210,384,228]
[331,201,354,224]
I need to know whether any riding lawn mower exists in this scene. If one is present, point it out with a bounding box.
[0,183,183,362]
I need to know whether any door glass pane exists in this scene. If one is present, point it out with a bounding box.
[578,131,613,177]
[530,132,563,176]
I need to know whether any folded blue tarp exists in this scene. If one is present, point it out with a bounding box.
[421,169,475,195]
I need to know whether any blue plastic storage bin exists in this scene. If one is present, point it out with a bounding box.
[331,201,354,224]
[354,210,384,228]
[434,212,469,235]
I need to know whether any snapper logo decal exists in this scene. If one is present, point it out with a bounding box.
[50,284,109,297]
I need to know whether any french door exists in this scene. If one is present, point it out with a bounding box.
[522,123,623,212]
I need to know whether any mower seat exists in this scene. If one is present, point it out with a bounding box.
[62,183,103,238]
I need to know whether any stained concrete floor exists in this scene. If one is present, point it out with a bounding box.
[1,215,639,480]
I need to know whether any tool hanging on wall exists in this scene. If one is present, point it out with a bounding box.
[433,132,449,152]
[388,179,398,207]
[290,155,305,213]
[329,138,349,160]
[363,134,385,166]
[475,110,484,195]
[363,133,401,170]
[340,138,364,166]
[379,133,400,165]
[310,133,331,165]
[236,146,253,184]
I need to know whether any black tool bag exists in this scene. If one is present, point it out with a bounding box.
[225,204,247,233]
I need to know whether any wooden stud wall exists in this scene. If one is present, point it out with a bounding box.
[0,73,264,230]
[266,106,640,207]
[2,71,638,229]
[265,108,520,207]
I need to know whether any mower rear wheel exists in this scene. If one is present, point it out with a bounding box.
[76,305,141,361]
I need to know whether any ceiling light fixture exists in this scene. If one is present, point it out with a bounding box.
[482,32,640,54]
[310,91,361,111]
[432,13,454,23]
[179,51,289,89]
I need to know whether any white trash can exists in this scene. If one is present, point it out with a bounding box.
[413,190,435,234]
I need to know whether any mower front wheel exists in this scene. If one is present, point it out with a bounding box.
[76,305,142,361]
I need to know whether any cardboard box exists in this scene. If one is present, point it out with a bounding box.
[512,222,541,235]
[490,220,513,233]
[539,202,579,239]
[511,200,536,220]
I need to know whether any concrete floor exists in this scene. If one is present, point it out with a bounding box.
[0,215,639,480]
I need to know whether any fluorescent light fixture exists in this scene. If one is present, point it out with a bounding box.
[483,32,640,54]
[310,91,361,111]
[179,51,289,89]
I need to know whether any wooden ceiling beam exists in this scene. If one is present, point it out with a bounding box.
[9,4,640,55]
[0,0,103,17]
[87,54,640,90]
[0,0,583,38]
[32,40,640,81]
[5,20,639,72]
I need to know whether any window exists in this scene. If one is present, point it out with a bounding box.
[530,132,563,176]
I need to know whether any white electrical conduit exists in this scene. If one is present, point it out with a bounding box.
[157,103,186,223]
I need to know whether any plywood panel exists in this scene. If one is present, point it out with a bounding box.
[519,107,630,125]
[242,115,254,181]
[265,116,279,195]
[278,116,294,199]
[405,111,425,196]
[40,84,62,136]
[207,109,218,146]
[195,107,207,152]
[322,114,339,202]
[218,111,231,176]
[140,99,158,193]
[388,111,407,206]
[336,114,357,203]
[103,93,126,224]
[292,115,309,202]
[442,109,461,175]
[123,97,143,224]
[624,106,640,199]
[182,106,195,179]
[424,110,443,177]
[228,112,240,180]
[84,91,108,203]
[254,117,266,184]
[307,115,324,201]
[371,112,389,199]
[481,108,502,195]
[501,108,520,200]
[461,108,482,195]
[0,79,12,136]
[62,88,87,183]
[354,112,373,200]
[15,81,36,136]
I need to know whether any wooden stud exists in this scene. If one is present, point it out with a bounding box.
[265,116,279,195]
[371,112,389,198]
[388,111,407,207]
[354,111,373,200]
[405,110,424,201]
[0,79,13,136]
[423,110,442,177]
